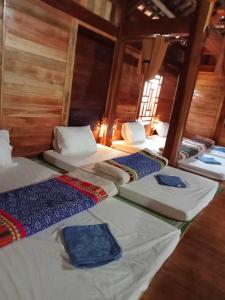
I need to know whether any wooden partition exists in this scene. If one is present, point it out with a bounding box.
[0,0,78,156]
[112,46,143,140]
[68,26,114,139]
[185,72,225,138]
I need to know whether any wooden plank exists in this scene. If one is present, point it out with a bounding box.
[104,40,126,145]
[1,0,78,156]
[0,0,4,118]
[122,17,192,40]
[39,0,119,39]
[163,0,212,165]
[62,19,78,125]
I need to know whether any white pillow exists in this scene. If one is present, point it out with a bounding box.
[0,130,10,143]
[122,122,146,144]
[54,126,97,155]
[0,139,15,167]
[155,121,169,137]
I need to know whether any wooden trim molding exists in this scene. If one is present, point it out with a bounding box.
[40,0,119,40]
[62,19,78,125]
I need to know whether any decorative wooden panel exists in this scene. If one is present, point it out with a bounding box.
[185,72,225,138]
[0,0,78,156]
[68,26,114,138]
[113,46,143,140]
[155,70,178,122]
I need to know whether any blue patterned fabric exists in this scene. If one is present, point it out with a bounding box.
[213,146,225,153]
[63,224,122,268]
[155,174,186,188]
[197,156,221,165]
[0,179,97,236]
[112,152,162,180]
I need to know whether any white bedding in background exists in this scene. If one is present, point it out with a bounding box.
[0,157,58,193]
[118,166,218,221]
[178,154,225,180]
[207,148,225,159]
[112,135,166,154]
[43,144,128,172]
[0,196,180,300]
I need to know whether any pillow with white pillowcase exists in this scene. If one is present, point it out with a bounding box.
[155,121,169,137]
[0,138,16,168]
[54,126,97,155]
[122,122,146,144]
[0,129,10,143]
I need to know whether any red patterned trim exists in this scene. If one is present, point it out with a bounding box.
[56,175,108,204]
[0,209,26,247]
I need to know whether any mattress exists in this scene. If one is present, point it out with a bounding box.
[207,148,225,159]
[44,144,128,172]
[112,135,166,154]
[0,198,180,300]
[118,166,218,221]
[178,154,225,181]
[0,157,58,193]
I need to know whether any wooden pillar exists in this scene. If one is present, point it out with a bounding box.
[163,0,212,165]
[104,40,126,146]
[104,0,127,146]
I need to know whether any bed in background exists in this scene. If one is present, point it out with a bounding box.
[43,126,128,172]
[94,151,219,221]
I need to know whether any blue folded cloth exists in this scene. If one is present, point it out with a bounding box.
[63,224,122,268]
[155,174,186,188]
[197,156,221,165]
[213,146,225,153]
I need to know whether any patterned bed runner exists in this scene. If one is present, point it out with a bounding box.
[106,150,167,182]
[0,175,108,247]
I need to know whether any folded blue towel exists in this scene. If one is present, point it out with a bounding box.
[213,146,225,153]
[63,224,122,268]
[197,156,221,165]
[155,174,186,188]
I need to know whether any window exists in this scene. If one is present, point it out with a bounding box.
[138,74,163,124]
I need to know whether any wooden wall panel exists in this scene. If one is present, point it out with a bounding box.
[0,0,3,117]
[156,70,178,122]
[68,26,114,138]
[113,46,143,140]
[185,72,225,138]
[0,0,78,156]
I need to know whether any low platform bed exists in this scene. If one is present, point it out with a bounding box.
[0,157,180,300]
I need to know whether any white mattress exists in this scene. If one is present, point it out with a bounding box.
[0,157,58,193]
[112,135,166,154]
[119,166,218,221]
[207,148,225,159]
[0,198,180,300]
[44,144,128,172]
[178,154,225,181]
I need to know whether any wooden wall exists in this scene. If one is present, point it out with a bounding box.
[155,69,178,122]
[0,0,77,156]
[185,72,225,138]
[68,26,114,138]
[113,46,143,139]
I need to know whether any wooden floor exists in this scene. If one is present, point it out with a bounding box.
[141,182,225,300]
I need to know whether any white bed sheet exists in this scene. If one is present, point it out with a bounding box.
[0,198,180,300]
[119,166,218,221]
[112,135,166,154]
[178,154,225,181]
[43,144,128,172]
[0,157,58,193]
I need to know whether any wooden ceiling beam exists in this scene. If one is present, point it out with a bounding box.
[151,0,175,18]
[40,0,119,39]
[122,16,192,40]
